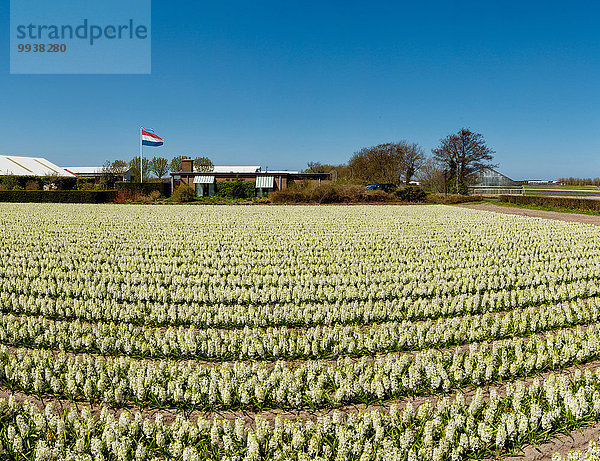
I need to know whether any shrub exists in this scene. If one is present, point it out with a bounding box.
[1,176,18,191]
[364,190,391,202]
[115,182,171,197]
[272,184,398,204]
[114,190,141,204]
[216,180,255,199]
[335,185,365,202]
[25,180,40,191]
[309,184,340,203]
[0,190,116,203]
[270,188,307,203]
[396,186,427,202]
[171,184,195,202]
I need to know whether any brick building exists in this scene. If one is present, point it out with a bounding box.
[170,158,330,197]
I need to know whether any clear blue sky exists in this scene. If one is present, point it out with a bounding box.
[1,0,599,179]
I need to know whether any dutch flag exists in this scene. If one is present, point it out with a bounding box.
[141,127,164,147]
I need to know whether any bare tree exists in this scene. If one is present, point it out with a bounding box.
[110,160,128,176]
[149,157,169,178]
[194,156,214,172]
[432,128,496,194]
[418,158,446,193]
[129,157,150,182]
[170,156,186,173]
[305,162,324,173]
[99,160,128,188]
[303,162,352,182]
[403,143,426,184]
[349,141,423,185]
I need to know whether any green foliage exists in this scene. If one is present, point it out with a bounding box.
[0,175,78,191]
[171,184,195,202]
[0,175,19,191]
[500,194,600,211]
[0,190,116,203]
[216,180,255,199]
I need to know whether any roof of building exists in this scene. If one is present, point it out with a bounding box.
[0,155,76,177]
[63,167,104,175]
[212,166,261,173]
[177,169,327,178]
[473,167,519,187]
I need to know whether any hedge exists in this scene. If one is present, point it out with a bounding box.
[215,180,255,199]
[0,175,78,191]
[499,194,600,211]
[0,190,117,203]
[115,181,171,197]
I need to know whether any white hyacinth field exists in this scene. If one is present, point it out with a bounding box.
[2,203,600,460]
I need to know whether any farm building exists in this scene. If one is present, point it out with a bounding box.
[469,167,523,195]
[171,158,330,197]
[63,166,104,178]
[0,155,76,177]
[64,167,139,183]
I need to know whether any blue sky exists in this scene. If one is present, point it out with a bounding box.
[1,0,599,179]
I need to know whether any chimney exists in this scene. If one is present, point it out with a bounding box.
[181,158,193,173]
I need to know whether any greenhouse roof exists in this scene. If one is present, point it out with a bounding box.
[0,155,76,177]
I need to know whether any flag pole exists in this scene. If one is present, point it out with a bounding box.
[140,126,143,183]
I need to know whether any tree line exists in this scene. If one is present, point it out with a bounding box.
[305,128,496,194]
[102,155,214,182]
[102,128,496,194]
[557,177,600,187]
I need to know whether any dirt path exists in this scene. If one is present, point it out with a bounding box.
[488,422,600,460]
[457,203,600,226]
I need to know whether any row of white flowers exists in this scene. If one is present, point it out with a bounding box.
[2,205,600,323]
[4,204,600,457]
[1,297,600,361]
[0,368,599,460]
[2,248,599,305]
[2,275,599,330]
[1,322,600,411]
[553,439,600,461]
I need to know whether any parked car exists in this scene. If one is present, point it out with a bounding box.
[366,183,397,193]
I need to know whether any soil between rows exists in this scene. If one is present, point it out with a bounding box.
[4,357,600,430]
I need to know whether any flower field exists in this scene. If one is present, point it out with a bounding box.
[2,203,600,460]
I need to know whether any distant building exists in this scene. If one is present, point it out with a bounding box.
[65,167,140,183]
[171,158,330,197]
[0,155,76,177]
[469,167,523,195]
[63,167,104,178]
[523,180,552,185]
